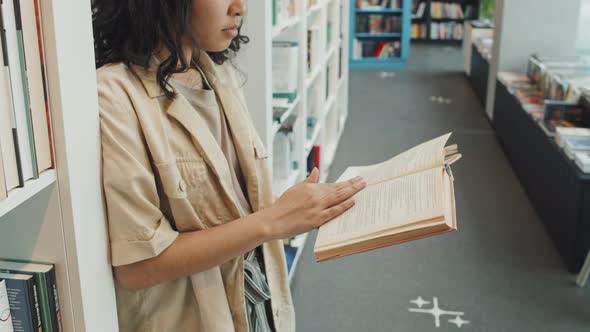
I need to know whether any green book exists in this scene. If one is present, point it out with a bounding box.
[0,272,41,332]
[0,260,61,332]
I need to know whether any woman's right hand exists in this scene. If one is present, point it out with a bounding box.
[260,167,367,240]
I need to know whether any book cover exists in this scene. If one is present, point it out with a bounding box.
[0,280,14,332]
[1,0,34,185]
[0,260,61,332]
[17,0,52,174]
[0,273,41,332]
[12,0,38,179]
[0,4,19,193]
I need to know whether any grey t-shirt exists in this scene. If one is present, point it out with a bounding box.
[170,66,275,332]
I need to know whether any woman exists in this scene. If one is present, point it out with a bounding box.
[93,0,367,331]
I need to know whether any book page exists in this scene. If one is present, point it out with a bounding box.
[354,133,451,185]
[316,167,445,248]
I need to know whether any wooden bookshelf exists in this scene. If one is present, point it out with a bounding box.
[240,0,350,283]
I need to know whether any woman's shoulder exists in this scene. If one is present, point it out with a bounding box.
[96,62,147,111]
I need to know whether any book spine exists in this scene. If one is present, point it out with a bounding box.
[33,0,53,170]
[32,274,50,332]
[0,280,14,332]
[20,0,51,174]
[27,280,41,332]
[2,0,33,185]
[44,268,60,332]
[13,0,38,179]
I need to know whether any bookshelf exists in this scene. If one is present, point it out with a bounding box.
[240,0,350,282]
[0,0,119,330]
[350,0,412,69]
[411,0,480,44]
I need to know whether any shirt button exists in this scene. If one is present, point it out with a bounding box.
[179,180,187,193]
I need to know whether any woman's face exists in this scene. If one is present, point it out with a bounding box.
[191,0,246,52]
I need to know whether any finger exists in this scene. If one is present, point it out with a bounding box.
[318,197,356,225]
[330,176,365,191]
[321,179,367,208]
[304,167,320,184]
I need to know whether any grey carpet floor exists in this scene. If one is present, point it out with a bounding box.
[289,44,590,331]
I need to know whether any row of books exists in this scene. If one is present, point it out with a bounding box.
[355,15,403,34]
[430,22,464,40]
[308,25,322,75]
[497,54,590,173]
[273,114,299,180]
[411,23,428,39]
[356,0,403,9]
[555,127,590,173]
[272,41,299,102]
[272,0,297,26]
[0,259,62,332]
[430,2,474,19]
[0,0,54,201]
[353,39,401,59]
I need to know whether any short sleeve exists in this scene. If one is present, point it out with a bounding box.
[99,89,178,267]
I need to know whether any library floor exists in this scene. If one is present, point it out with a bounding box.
[290,45,590,331]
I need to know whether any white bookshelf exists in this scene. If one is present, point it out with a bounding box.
[0,0,119,331]
[239,0,350,283]
[0,170,57,219]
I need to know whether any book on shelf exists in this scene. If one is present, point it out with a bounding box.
[563,137,590,160]
[354,39,401,59]
[273,0,296,26]
[314,133,460,262]
[272,41,299,102]
[0,22,21,196]
[0,0,54,198]
[0,259,62,332]
[0,272,41,332]
[357,0,402,9]
[1,0,34,186]
[574,151,590,173]
[18,0,53,176]
[556,127,590,147]
[0,279,13,332]
[307,25,321,74]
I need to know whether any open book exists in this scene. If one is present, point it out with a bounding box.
[314,133,461,262]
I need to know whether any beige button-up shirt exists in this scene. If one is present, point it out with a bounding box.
[97,51,295,332]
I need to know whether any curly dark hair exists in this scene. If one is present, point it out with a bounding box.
[92,0,249,99]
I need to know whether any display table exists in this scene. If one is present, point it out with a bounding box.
[493,80,590,273]
[469,44,490,106]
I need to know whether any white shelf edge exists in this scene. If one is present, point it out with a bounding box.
[324,94,337,114]
[305,123,323,155]
[326,42,338,61]
[272,15,301,39]
[273,168,301,197]
[337,77,346,91]
[305,65,323,89]
[322,124,345,170]
[322,142,338,169]
[0,169,57,219]
[272,96,301,134]
[288,232,310,285]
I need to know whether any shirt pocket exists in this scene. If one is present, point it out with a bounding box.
[175,157,235,226]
